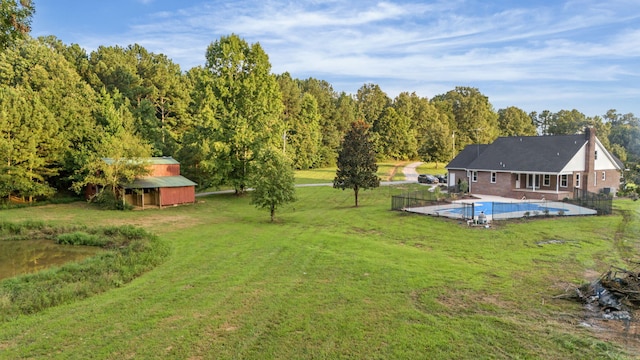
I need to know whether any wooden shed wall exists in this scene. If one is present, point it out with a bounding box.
[150,164,181,177]
[160,186,195,206]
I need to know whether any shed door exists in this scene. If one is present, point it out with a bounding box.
[449,173,455,187]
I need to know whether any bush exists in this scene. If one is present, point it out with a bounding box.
[91,190,133,210]
[56,232,107,246]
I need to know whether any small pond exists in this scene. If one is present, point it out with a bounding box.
[0,239,102,281]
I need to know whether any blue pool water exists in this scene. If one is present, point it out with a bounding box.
[445,202,569,217]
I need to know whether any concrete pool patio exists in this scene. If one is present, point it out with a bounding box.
[403,194,598,222]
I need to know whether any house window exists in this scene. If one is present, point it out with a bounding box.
[602,171,606,181]
[472,171,477,182]
[543,174,550,186]
[491,172,496,183]
[594,150,598,160]
[560,175,568,187]
[575,173,580,188]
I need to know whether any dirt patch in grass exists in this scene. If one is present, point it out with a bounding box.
[434,288,518,315]
[108,215,204,233]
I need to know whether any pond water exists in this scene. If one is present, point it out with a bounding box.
[0,239,101,281]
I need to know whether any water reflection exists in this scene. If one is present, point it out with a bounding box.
[0,239,101,280]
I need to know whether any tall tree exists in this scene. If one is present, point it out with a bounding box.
[432,86,499,148]
[0,86,58,201]
[375,107,416,159]
[547,109,587,135]
[203,34,284,194]
[0,0,34,49]
[606,109,640,161]
[356,83,390,128]
[288,93,321,169]
[299,78,343,167]
[333,120,380,207]
[497,106,537,136]
[250,147,296,222]
[72,90,151,205]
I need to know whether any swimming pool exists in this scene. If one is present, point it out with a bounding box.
[442,201,569,217]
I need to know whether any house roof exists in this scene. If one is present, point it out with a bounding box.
[447,134,597,173]
[123,176,197,189]
[446,144,489,169]
[103,157,180,165]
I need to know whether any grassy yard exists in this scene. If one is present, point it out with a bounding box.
[0,185,638,359]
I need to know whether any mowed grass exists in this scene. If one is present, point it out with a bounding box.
[0,186,637,359]
[295,160,410,185]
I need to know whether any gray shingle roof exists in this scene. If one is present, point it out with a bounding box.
[447,134,588,173]
[446,144,489,169]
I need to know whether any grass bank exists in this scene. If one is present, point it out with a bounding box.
[0,186,637,359]
[0,222,170,322]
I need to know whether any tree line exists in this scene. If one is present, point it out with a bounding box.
[1,31,640,202]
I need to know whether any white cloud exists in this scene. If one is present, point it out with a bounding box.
[33,0,640,115]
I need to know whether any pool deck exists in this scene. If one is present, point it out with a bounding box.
[403,194,597,221]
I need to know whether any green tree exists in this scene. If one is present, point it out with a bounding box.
[333,120,380,207]
[0,86,58,201]
[547,109,587,135]
[376,107,416,159]
[72,90,152,206]
[203,34,284,194]
[176,66,220,189]
[288,93,322,169]
[356,83,390,128]
[250,147,296,222]
[497,106,537,136]
[0,0,34,49]
[432,86,499,148]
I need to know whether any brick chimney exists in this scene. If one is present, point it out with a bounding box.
[584,127,596,192]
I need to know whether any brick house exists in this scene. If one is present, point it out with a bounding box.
[446,128,623,201]
[87,157,197,208]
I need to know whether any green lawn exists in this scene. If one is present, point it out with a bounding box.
[0,186,637,359]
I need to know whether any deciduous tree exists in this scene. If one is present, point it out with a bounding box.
[0,0,34,49]
[250,147,296,222]
[203,34,284,194]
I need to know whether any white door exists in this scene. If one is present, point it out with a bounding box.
[515,174,520,189]
[449,173,455,187]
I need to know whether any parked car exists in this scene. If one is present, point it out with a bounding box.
[436,174,447,184]
[417,174,438,184]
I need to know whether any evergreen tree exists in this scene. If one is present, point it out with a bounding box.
[333,120,380,207]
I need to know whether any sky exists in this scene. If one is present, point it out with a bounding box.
[30,0,640,117]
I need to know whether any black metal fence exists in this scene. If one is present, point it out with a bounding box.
[569,188,614,215]
[391,189,438,211]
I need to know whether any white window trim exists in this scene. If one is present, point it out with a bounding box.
[543,174,550,187]
[602,171,606,181]
[560,174,568,188]
[575,173,580,188]
[472,171,478,182]
[490,172,496,183]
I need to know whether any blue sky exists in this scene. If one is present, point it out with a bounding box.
[31,0,640,117]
